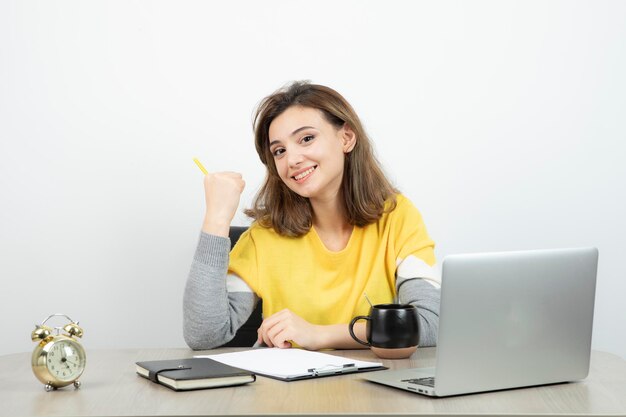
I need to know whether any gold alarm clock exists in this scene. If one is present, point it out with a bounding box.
[31,314,86,391]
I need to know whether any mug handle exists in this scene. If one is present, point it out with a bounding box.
[349,316,371,346]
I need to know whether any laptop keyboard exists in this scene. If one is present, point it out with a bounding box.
[402,377,435,387]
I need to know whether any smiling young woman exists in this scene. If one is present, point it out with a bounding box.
[184,81,441,351]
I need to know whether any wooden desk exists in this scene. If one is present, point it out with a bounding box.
[2,348,626,417]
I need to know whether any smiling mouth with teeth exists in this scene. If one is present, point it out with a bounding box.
[292,166,317,182]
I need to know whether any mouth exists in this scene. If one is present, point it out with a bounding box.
[291,166,317,183]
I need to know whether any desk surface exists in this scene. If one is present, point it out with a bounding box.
[1,348,626,417]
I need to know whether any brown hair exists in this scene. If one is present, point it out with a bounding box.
[245,81,397,236]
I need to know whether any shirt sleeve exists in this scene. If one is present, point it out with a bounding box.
[393,195,439,285]
[183,232,258,350]
[392,195,441,347]
[397,278,440,347]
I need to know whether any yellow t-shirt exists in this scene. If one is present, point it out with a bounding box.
[228,194,436,325]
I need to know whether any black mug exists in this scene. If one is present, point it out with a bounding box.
[349,304,420,359]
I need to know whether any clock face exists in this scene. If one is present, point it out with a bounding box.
[45,339,86,382]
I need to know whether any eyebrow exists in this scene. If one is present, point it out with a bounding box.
[269,126,316,147]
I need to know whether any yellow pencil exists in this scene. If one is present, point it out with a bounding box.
[193,158,208,175]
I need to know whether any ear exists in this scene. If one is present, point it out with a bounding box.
[340,123,357,153]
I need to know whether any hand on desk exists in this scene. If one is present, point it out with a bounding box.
[256,309,368,350]
[256,309,322,350]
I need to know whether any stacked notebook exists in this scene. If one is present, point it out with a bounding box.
[136,358,255,391]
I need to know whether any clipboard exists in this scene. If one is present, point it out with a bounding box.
[196,348,387,381]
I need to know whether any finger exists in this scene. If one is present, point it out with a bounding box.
[258,321,277,348]
[215,171,243,179]
[272,328,293,349]
[214,173,245,189]
[258,309,293,346]
[257,332,271,347]
[259,318,283,344]
[268,320,298,349]
[266,320,288,345]
[261,329,275,348]
[261,309,290,328]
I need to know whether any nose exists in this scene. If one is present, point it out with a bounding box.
[287,148,305,168]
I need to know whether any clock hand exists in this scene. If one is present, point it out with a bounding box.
[60,347,76,370]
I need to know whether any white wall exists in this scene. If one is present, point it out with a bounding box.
[1,1,625,358]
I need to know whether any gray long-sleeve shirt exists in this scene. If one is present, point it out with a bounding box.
[183,232,440,350]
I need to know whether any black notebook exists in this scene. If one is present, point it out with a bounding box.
[136,358,255,391]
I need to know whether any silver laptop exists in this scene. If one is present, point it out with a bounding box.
[364,247,598,397]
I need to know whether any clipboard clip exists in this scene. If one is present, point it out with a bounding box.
[307,363,358,377]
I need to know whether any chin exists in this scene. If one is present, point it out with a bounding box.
[288,187,313,199]
[284,181,317,199]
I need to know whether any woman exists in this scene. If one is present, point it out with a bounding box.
[184,81,440,350]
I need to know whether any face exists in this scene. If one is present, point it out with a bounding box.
[268,106,356,201]
[46,339,86,382]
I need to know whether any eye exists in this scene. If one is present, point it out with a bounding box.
[302,135,315,143]
[272,147,285,157]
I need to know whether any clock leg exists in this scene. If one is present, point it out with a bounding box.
[45,384,55,392]
[74,380,82,389]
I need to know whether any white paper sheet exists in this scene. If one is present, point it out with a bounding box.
[196,348,383,380]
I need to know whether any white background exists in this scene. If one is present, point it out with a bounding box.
[1,1,625,358]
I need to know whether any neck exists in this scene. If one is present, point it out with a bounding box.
[310,192,350,232]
